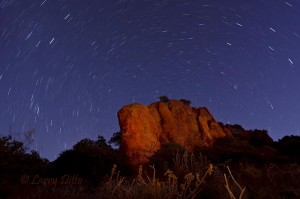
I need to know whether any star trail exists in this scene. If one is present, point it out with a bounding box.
[1,0,300,160]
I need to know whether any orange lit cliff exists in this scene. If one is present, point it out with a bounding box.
[117,100,232,167]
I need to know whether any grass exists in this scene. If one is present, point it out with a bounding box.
[3,151,300,199]
[100,151,246,199]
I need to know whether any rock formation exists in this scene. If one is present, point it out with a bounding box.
[117,100,231,166]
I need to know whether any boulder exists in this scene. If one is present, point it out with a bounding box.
[117,100,231,167]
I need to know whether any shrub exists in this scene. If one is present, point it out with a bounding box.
[53,137,119,187]
[159,95,170,103]
[179,99,192,105]
[248,129,273,146]
[275,135,300,157]
[148,143,186,175]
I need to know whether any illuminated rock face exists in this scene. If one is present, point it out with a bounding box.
[117,100,231,167]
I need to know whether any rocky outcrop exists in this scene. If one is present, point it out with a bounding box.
[118,100,231,166]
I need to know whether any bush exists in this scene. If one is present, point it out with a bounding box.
[159,95,170,103]
[53,137,119,187]
[148,143,187,176]
[275,135,300,157]
[248,129,273,147]
[179,99,192,105]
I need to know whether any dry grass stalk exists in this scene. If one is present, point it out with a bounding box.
[102,153,246,199]
[224,166,246,199]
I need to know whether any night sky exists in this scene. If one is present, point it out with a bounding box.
[1,0,299,161]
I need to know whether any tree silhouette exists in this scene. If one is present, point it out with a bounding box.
[0,135,26,155]
[108,131,121,147]
[95,135,107,147]
[275,135,300,157]
[53,136,119,186]
[248,129,273,146]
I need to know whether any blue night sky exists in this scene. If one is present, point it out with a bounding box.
[1,0,299,160]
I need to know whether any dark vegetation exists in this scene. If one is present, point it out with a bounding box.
[179,99,192,105]
[159,95,170,103]
[1,124,300,198]
[159,96,192,106]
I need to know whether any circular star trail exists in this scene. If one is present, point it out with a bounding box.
[0,0,299,160]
